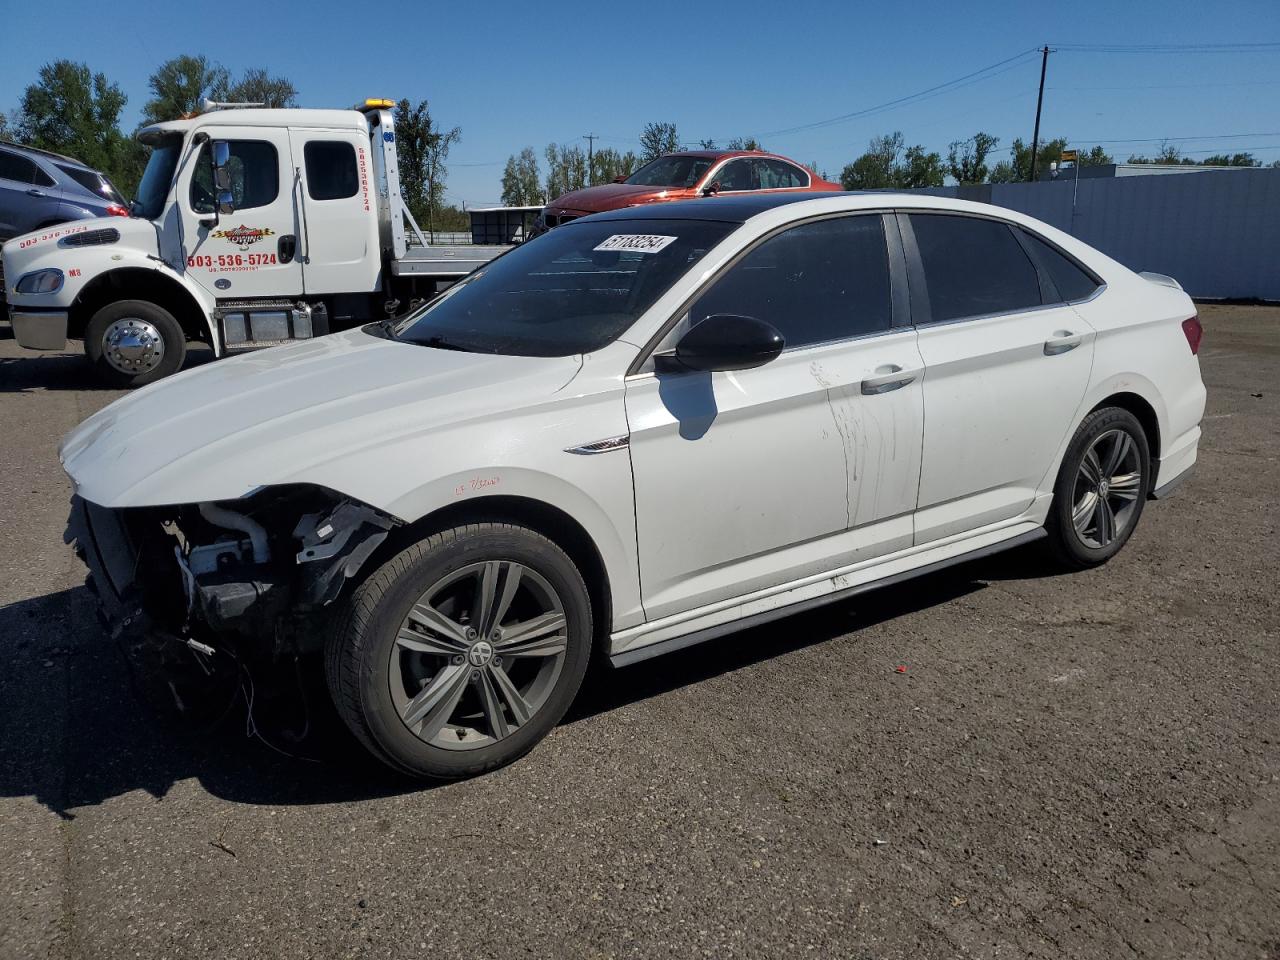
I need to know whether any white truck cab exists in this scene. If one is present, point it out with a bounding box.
[2,100,510,386]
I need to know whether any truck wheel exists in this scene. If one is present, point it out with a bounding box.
[325,523,592,781]
[84,300,187,388]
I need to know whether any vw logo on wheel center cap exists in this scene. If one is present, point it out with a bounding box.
[468,640,494,667]
[1098,479,1111,496]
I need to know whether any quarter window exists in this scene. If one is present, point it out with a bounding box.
[0,150,52,186]
[909,214,1042,322]
[303,141,359,201]
[1019,229,1101,303]
[190,140,279,213]
[690,215,892,349]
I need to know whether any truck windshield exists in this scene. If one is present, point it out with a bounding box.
[625,156,714,188]
[133,135,182,219]
[391,218,734,357]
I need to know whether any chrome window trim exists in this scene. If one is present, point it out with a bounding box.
[700,156,812,194]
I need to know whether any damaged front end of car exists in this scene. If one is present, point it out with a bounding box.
[65,485,397,718]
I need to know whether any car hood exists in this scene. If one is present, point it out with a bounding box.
[60,327,583,508]
[2,215,157,278]
[547,182,691,213]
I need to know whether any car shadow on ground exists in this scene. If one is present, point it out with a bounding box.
[0,545,1064,818]
[0,324,213,393]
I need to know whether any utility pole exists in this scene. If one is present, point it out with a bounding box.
[584,133,598,174]
[1029,45,1051,183]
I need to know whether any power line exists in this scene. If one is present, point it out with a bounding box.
[1049,41,1280,53]
[1075,132,1280,144]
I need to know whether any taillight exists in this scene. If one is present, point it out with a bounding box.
[1181,315,1203,355]
[105,204,130,218]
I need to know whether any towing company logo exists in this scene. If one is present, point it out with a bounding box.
[212,224,276,248]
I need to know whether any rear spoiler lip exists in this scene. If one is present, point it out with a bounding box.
[1138,271,1183,291]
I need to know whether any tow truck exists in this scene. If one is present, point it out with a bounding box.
[2,99,513,386]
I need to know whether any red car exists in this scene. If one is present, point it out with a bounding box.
[537,150,842,229]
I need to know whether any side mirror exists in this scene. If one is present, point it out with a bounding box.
[612,175,627,184]
[216,190,235,215]
[700,180,721,197]
[211,140,232,191]
[655,314,784,374]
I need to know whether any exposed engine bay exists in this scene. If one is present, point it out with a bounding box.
[65,486,397,726]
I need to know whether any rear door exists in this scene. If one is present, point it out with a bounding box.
[903,211,1096,544]
[0,148,60,239]
[288,129,381,295]
[178,127,303,299]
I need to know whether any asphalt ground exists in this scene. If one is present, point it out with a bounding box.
[1,304,1277,960]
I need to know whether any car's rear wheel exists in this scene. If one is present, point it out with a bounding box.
[325,523,592,781]
[1045,406,1150,569]
[84,300,186,387]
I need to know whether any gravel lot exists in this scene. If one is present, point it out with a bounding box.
[1,304,1277,960]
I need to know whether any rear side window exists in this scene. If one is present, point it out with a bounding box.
[1020,230,1101,302]
[190,140,279,213]
[909,214,1042,323]
[303,141,359,201]
[0,150,53,187]
[56,164,123,202]
[759,159,808,188]
[691,215,892,348]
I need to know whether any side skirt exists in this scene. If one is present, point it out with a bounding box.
[609,526,1046,668]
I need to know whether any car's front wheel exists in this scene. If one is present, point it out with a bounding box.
[1045,406,1151,569]
[84,299,187,387]
[325,523,592,781]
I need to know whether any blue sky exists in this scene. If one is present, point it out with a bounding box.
[2,0,1278,204]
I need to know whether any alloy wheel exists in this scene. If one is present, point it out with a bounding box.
[1071,429,1143,549]
[389,560,569,750]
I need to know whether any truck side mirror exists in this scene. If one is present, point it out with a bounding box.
[212,141,233,191]
[701,180,721,197]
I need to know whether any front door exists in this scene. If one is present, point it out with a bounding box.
[179,127,303,299]
[903,212,1096,543]
[625,213,921,621]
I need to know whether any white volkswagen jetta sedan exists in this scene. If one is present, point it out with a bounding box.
[60,193,1205,780]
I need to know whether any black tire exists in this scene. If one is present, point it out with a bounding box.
[1045,406,1151,569]
[324,523,592,781]
[84,299,187,387]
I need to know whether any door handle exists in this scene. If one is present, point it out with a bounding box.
[1044,331,1083,356]
[278,234,297,264]
[861,364,920,395]
[26,189,45,197]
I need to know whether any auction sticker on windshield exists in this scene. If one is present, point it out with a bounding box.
[593,234,678,253]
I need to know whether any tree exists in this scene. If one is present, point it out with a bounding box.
[639,122,679,162]
[589,147,636,185]
[725,137,763,151]
[0,112,11,140]
[1200,152,1261,167]
[544,142,587,201]
[990,136,1066,183]
[395,98,460,236]
[840,132,943,190]
[946,131,999,184]
[501,147,544,206]
[224,68,297,108]
[18,60,141,195]
[141,55,230,124]
[1127,142,1189,165]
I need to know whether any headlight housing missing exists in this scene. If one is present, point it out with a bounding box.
[15,268,64,295]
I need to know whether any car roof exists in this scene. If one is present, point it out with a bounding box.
[585,192,861,224]
[0,139,93,170]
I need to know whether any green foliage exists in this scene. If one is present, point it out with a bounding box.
[1200,152,1261,167]
[639,122,679,162]
[395,98,461,235]
[224,68,297,108]
[589,147,636,185]
[501,147,544,206]
[142,55,230,124]
[840,132,944,190]
[1127,142,1190,165]
[0,111,12,140]
[946,131,1000,184]
[544,143,587,200]
[18,60,143,196]
[1080,145,1113,166]
[725,137,763,151]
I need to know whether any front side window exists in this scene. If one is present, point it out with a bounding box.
[624,155,714,188]
[391,218,733,357]
[1019,229,1101,303]
[714,159,756,192]
[190,140,279,214]
[690,215,892,349]
[909,214,1042,323]
[303,141,359,201]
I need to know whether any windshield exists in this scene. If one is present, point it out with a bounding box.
[625,155,715,188]
[132,135,182,219]
[391,218,734,357]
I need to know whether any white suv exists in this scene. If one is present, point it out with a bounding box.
[60,192,1206,780]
